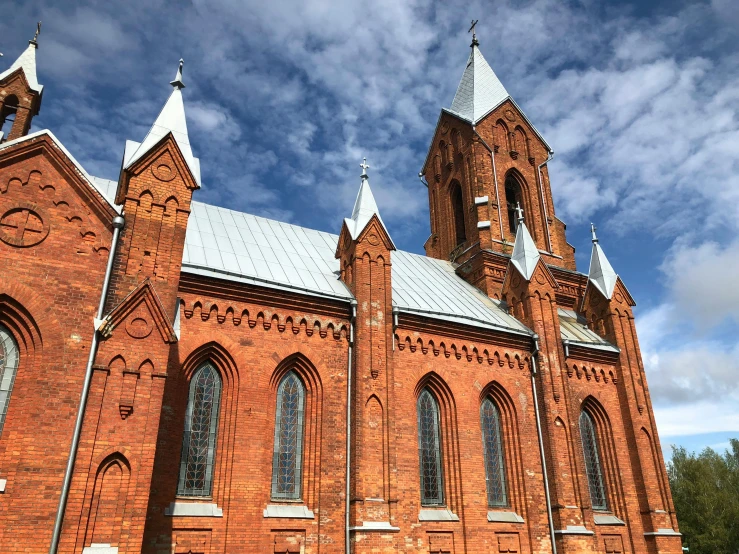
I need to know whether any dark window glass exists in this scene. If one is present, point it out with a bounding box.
[271,371,306,500]
[505,177,521,234]
[418,389,444,505]
[451,183,466,245]
[0,325,20,436]
[580,410,607,510]
[481,398,508,507]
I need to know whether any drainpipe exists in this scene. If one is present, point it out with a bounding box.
[536,151,554,253]
[49,214,125,554]
[345,299,357,554]
[530,334,558,554]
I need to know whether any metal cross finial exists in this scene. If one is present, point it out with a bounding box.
[30,21,41,46]
[170,58,186,89]
[468,19,479,46]
[360,157,370,178]
[515,202,524,223]
[590,223,599,243]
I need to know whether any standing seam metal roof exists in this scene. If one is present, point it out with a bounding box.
[182,201,531,335]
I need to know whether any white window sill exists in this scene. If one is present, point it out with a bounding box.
[164,501,223,517]
[263,504,314,519]
[82,545,118,554]
[487,511,524,523]
[418,509,459,522]
[644,528,682,537]
[594,514,625,525]
[0,478,6,493]
[349,521,400,532]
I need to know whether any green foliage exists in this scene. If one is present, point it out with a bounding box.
[668,439,739,554]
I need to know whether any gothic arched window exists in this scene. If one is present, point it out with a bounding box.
[450,182,466,246]
[271,371,306,500]
[177,363,222,496]
[580,410,607,510]
[418,388,444,506]
[0,325,20,437]
[505,175,523,234]
[0,95,18,141]
[481,398,508,507]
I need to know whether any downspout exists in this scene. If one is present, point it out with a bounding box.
[472,130,504,239]
[49,214,125,554]
[536,151,554,253]
[530,334,558,554]
[345,299,357,554]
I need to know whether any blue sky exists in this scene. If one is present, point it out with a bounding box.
[2,0,738,463]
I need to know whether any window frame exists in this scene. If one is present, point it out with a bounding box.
[579,410,608,511]
[417,388,445,506]
[480,397,508,507]
[271,371,306,501]
[176,362,222,497]
[0,324,20,437]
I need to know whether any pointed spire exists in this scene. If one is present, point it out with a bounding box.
[587,223,618,299]
[343,158,394,247]
[449,22,509,124]
[0,22,43,93]
[170,58,185,89]
[123,59,201,187]
[510,204,540,281]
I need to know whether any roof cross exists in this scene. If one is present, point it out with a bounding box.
[590,222,599,243]
[30,21,41,46]
[515,202,524,223]
[468,19,479,46]
[360,157,370,177]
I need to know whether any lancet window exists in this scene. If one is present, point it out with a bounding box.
[0,325,19,436]
[450,181,466,246]
[177,362,222,496]
[418,388,444,506]
[580,410,607,510]
[481,397,508,507]
[505,175,523,234]
[271,371,306,500]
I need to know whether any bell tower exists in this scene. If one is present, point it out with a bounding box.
[0,23,44,142]
[421,25,575,297]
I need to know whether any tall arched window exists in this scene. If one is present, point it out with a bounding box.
[505,176,523,234]
[418,388,444,506]
[481,398,507,507]
[0,325,20,437]
[271,371,306,500]
[450,182,466,246]
[177,362,222,496]
[580,410,607,510]
[0,95,18,141]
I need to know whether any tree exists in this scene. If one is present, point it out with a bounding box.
[668,439,739,554]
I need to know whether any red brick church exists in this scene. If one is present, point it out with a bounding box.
[0,24,682,554]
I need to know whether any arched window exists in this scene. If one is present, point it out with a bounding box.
[0,325,20,437]
[505,175,523,234]
[0,95,19,141]
[177,362,222,496]
[271,371,306,500]
[580,410,607,510]
[481,398,507,507]
[450,182,466,246]
[418,388,444,505]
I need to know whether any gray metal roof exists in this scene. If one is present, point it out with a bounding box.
[0,43,43,94]
[182,201,532,335]
[558,308,619,353]
[449,45,509,124]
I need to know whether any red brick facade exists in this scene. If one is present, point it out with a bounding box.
[0,39,681,554]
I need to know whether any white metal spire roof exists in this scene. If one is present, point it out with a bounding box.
[182,201,531,335]
[123,60,201,187]
[449,43,508,124]
[510,207,540,281]
[343,159,394,246]
[0,42,43,94]
[587,224,618,299]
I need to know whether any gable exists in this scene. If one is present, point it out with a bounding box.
[100,278,177,343]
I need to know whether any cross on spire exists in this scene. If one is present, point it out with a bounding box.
[590,222,599,243]
[468,19,479,47]
[170,58,185,89]
[30,21,41,46]
[515,202,524,223]
[360,157,370,178]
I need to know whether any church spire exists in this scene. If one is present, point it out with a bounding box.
[510,203,540,281]
[587,223,618,299]
[123,58,201,187]
[343,158,394,247]
[449,22,509,124]
[0,22,43,94]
